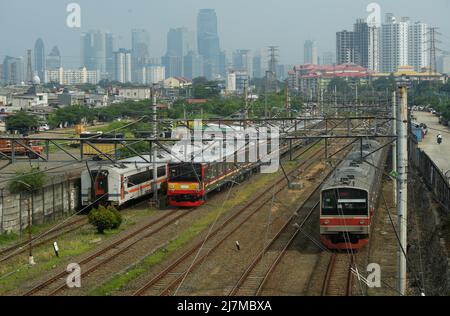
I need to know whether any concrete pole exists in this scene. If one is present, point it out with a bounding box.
[152,90,158,205]
[397,86,408,296]
[27,196,35,265]
[392,91,397,204]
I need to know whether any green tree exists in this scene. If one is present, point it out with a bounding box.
[88,205,122,234]
[192,77,221,99]
[6,112,41,134]
[8,167,47,194]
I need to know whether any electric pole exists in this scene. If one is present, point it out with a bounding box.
[397,85,409,296]
[392,91,397,205]
[152,88,158,207]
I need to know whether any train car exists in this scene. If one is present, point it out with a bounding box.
[81,153,170,207]
[167,120,321,207]
[320,140,386,250]
[80,132,124,157]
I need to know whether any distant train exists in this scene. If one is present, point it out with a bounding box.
[167,120,322,207]
[320,140,386,250]
[81,153,169,207]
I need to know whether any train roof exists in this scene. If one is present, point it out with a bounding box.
[322,139,383,192]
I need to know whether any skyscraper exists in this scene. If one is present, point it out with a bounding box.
[232,49,253,77]
[304,40,318,65]
[354,19,380,72]
[47,46,62,71]
[184,51,203,79]
[252,51,263,78]
[131,29,151,82]
[2,56,24,84]
[114,49,132,83]
[197,9,221,79]
[163,27,193,78]
[81,30,114,80]
[34,38,46,83]
[409,22,428,72]
[381,15,409,73]
[336,31,356,65]
[322,52,335,65]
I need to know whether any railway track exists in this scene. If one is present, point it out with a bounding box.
[321,253,355,296]
[0,216,88,264]
[132,141,346,296]
[22,208,191,296]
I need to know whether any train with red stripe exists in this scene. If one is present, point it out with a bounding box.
[167,121,319,207]
[320,140,386,250]
[81,153,170,207]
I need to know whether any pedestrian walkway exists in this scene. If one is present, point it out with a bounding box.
[414,111,450,175]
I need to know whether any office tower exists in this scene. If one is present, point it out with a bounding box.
[81,30,114,80]
[34,38,46,82]
[381,15,409,73]
[163,27,192,77]
[232,49,253,78]
[354,19,380,72]
[336,31,356,65]
[252,51,263,78]
[2,56,24,84]
[141,65,166,85]
[197,9,221,79]
[47,46,62,70]
[304,40,318,65]
[438,54,450,74]
[409,22,428,72]
[113,49,132,83]
[184,51,203,79]
[322,52,335,65]
[131,29,151,82]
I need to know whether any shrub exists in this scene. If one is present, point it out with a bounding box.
[88,205,122,234]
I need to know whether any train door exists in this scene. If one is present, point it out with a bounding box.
[92,171,109,202]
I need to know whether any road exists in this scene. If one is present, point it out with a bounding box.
[414,111,450,175]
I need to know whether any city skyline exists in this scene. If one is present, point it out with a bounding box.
[1,0,449,68]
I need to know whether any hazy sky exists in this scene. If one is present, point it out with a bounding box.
[1,0,449,67]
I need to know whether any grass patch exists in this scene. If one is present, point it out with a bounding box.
[0,232,18,245]
[0,207,156,295]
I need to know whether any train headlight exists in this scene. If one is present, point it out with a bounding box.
[359,220,366,225]
[324,220,330,225]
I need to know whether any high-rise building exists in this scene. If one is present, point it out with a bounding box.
[2,56,24,84]
[184,51,203,79]
[336,31,356,65]
[409,22,428,72]
[81,30,114,80]
[47,46,62,71]
[161,55,183,78]
[438,54,450,74]
[381,15,409,73]
[252,51,263,78]
[354,19,380,72]
[131,29,151,83]
[163,27,192,78]
[321,52,335,65]
[197,9,221,79]
[34,38,46,83]
[232,49,253,78]
[47,67,98,85]
[141,65,166,85]
[113,49,132,83]
[304,40,318,65]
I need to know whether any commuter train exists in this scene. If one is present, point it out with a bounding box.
[81,153,170,207]
[320,140,386,250]
[167,120,322,207]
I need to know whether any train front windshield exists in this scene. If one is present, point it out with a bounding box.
[169,163,202,183]
[322,188,368,216]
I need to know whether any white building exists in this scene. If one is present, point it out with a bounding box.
[226,71,249,94]
[141,66,166,85]
[12,93,48,110]
[118,87,151,100]
[47,67,99,85]
[409,22,429,72]
[114,49,132,83]
[381,16,409,73]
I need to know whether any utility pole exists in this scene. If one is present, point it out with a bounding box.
[392,91,397,204]
[27,196,35,265]
[152,88,158,206]
[397,85,409,296]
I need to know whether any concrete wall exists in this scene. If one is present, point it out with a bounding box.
[0,177,80,234]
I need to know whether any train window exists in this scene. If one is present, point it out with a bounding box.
[157,166,166,178]
[322,189,368,216]
[128,171,152,188]
[169,163,202,182]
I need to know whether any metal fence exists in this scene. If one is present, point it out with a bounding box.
[410,139,450,213]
